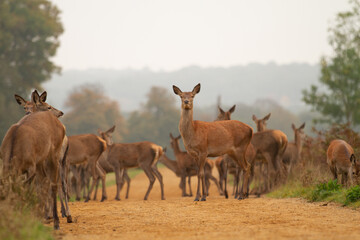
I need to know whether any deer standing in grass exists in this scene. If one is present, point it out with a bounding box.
[173,84,253,201]
[14,90,72,224]
[251,114,288,194]
[98,126,165,200]
[327,139,359,187]
[282,123,305,178]
[2,91,71,229]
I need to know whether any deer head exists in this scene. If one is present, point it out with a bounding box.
[252,113,271,132]
[169,133,181,150]
[217,105,236,121]
[173,83,201,110]
[98,125,116,145]
[15,90,63,118]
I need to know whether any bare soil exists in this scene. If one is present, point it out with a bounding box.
[54,168,360,240]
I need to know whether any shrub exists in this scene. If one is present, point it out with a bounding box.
[310,179,341,201]
[345,185,360,205]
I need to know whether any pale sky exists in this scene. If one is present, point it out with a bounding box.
[50,0,349,71]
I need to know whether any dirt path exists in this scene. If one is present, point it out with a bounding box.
[54,168,360,240]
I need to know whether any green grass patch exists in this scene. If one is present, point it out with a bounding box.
[268,179,360,208]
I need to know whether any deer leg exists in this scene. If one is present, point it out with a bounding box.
[199,159,207,201]
[188,175,193,197]
[205,175,210,196]
[142,165,155,200]
[114,167,122,201]
[223,161,229,199]
[151,165,165,200]
[236,152,250,200]
[93,178,99,200]
[96,163,107,202]
[180,172,188,197]
[124,170,131,199]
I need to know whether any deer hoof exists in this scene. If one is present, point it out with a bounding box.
[194,198,199,201]
[115,197,121,201]
[100,196,107,202]
[75,197,81,201]
[200,198,206,201]
[67,216,73,223]
[84,198,90,203]
[54,223,60,230]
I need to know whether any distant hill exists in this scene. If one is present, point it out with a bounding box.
[44,62,320,114]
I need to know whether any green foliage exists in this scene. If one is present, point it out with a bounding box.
[0,0,63,140]
[125,86,180,147]
[311,179,341,201]
[62,84,127,142]
[345,185,360,205]
[302,0,360,126]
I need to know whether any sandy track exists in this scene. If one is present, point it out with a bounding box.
[54,168,360,240]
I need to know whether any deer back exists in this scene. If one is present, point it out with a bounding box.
[327,139,355,171]
[67,134,107,165]
[185,120,253,158]
[1,111,65,175]
[251,130,288,160]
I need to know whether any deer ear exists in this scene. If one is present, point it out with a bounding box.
[173,85,182,95]
[97,129,102,135]
[107,125,116,133]
[263,113,271,121]
[170,133,174,139]
[252,114,257,122]
[292,123,296,131]
[218,106,225,114]
[192,83,201,95]
[176,135,181,140]
[14,94,26,106]
[32,90,40,104]
[351,154,356,163]
[299,123,305,130]
[39,91,47,102]
[229,105,236,113]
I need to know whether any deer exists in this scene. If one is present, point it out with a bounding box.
[1,92,70,229]
[98,126,165,200]
[173,83,253,201]
[215,105,256,199]
[327,139,359,187]
[161,145,222,196]
[13,90,72,225]
[251,113,288,194]
[282,123,306,178]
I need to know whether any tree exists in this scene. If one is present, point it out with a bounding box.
[62,84,127,142]
[125,86,180,147]
[0,0,63,139]
[302,0,360,126]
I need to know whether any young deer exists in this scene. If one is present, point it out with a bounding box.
[98,126,165,200]
[215,105,256,199]
[282,123,305,177]
[1,94,70,229]
[327,139,359,187]
[173,84,253,201]
[251,113,288,194]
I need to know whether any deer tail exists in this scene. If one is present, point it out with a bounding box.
[151,144,163,166]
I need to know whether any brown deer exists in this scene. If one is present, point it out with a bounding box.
[327,139,359,186]
[1,96,70,229]
[251,113,288,194]
[98,126,165,200]
[160,146,222,196]
[282,123,305,177]
[13,90,72,225]
[173,83,253,201]
[215,105,256,198]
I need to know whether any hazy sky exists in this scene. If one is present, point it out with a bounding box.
[50,0,349,71]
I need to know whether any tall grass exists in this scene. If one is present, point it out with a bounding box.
[0,175,54,240]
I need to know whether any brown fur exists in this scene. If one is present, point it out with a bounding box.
[327,139,358,186]
[173,84,253,201]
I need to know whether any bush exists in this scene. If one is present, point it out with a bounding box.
[310,179,341,201]
[345,185,360,205]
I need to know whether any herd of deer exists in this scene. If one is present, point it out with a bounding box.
[0,83,359,230]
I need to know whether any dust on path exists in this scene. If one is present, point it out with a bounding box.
[54,168,360,240]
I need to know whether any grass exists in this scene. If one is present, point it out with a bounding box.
[0,175,54,240]
[268,179,360,208]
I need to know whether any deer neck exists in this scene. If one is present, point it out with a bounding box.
[179,108,195,146]
[160,155,179,174]
[295,133,303,156]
